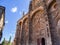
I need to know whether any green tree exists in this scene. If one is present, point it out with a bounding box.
[2,38,5,45]
[2,36,12,45]
[7,36,11,45]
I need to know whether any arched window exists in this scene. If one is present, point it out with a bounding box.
[41,38,45,45]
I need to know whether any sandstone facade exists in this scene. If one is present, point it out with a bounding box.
[13,0,60,45]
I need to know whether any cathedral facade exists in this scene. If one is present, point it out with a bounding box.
[13,0,60,45]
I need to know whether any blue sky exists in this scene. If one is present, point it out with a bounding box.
[0,0,30,42]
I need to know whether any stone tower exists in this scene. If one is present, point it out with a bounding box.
[0,6,5,41]
[13,0,60,45]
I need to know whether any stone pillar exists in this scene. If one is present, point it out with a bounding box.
[28,13,33,45]
[42,0,60,45]
[15,25,20,45]
[47,12,60,45]
[41,0,52,45]
[21,23,26,45]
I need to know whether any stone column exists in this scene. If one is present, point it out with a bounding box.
[47,12,60,45]
[28,11,33,45]
[21,23,26,45]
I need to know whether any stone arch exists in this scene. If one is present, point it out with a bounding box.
[23,16,28,24]
[31,7,44,20]
[31,7,46,31]
[18,20,23,32]
[23,17,28,33]
[19,21,22,30]
[15,20,23,45]
[20,16,28,45]
[47,0,57,21]
[31,11,40,44]
[19,21,22,27]
[30,7,47,45]
[23,17,28,36]
[19,21,22,25]
[30,6,44,17]
[18,21,23,45]
[22,17,29,45]
[47,1,60,45]
[31,10,43,21]
[47,0,56,10]
[31,10,43,44]
[17,19,23,27]
[31,9,45,30]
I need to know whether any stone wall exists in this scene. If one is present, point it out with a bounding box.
[13,0,60,45]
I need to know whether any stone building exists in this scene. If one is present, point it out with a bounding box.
[0,6,5,41]
[13,0,60,45]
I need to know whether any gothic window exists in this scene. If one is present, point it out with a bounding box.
[32,10,46,41]
[32,11,41,40]
[41,38,45,45]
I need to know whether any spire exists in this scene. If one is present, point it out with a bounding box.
[29,0,32,11]
[22,11,25,16]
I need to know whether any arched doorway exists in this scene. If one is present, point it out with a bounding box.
[41,38,45,45]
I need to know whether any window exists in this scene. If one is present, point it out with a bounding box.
[41,38,45,45]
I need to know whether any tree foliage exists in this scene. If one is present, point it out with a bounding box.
[1,36,12,45]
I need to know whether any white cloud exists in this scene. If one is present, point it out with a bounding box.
[5,20,8,24]
[11,7,17,13]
